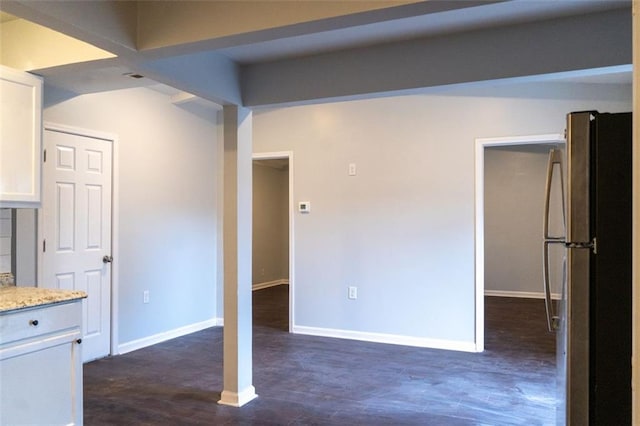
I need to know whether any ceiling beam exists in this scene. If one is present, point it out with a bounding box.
[137,51,242,106]
[241,8,632,107]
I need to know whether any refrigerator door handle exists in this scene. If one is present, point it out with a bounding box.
[542,148,565,332]
[543,239,562,331]
[543,148,566,240]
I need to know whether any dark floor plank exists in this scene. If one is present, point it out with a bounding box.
[84,287,556,425]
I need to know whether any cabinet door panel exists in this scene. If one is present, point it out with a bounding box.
[0,343,75,425]
[0,301,83,425]
[0,65,42,207]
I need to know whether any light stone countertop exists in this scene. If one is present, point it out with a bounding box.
[0,286,87,314]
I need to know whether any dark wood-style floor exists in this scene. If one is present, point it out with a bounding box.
[84,286,556,425]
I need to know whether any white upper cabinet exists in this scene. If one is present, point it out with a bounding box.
[0,65,43,207]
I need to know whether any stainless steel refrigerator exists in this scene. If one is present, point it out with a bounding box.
[543,111,632,425]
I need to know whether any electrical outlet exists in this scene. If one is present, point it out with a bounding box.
[143,290,150,304]
[348,286,357,300]
[348,163,357,176]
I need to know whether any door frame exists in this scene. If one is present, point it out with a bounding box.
[38,122,120,357]
[474,133,564,352]
[252,151,294,332]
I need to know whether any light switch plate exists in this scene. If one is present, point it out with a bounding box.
[348,286,357,300]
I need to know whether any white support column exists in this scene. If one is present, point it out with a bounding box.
[218,105,257,407]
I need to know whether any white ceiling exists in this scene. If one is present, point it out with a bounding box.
[1,0,632,104]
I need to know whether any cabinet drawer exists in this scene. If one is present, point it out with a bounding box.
[0,301,81,346]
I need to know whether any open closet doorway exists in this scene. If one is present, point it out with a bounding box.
[252,152,294,332]
[475,134,565,351]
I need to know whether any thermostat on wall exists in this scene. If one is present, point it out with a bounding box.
[298,201,311,213]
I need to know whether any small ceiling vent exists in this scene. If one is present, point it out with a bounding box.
[123,72,144,79]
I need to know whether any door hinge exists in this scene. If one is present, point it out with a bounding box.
[43,149,46,163]
[565,238,597,254]
[43,239,46,252]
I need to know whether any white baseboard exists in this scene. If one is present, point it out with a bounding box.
[118,318,218,355]
[252,279,288,291]
[292,325,478,353]
[485,290,561,300]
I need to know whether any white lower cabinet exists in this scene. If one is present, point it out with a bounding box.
[0,301,83,425]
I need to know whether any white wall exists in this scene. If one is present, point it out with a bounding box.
[0,208,37,285]
[44,87,219,346]
[252,162,288,286]
[15,208,37,285]
[35,80,631,351]
[0,208,11,273]
[253,82,631,348]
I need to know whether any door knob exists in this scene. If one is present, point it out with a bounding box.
[103,255,113,263]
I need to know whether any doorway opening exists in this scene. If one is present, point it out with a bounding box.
[475,133,564,351]
[252,152,294,332]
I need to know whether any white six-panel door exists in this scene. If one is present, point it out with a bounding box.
[42,128,112,362]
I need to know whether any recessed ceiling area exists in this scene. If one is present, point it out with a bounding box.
[0,13,115,72]
[0,11,17,23]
